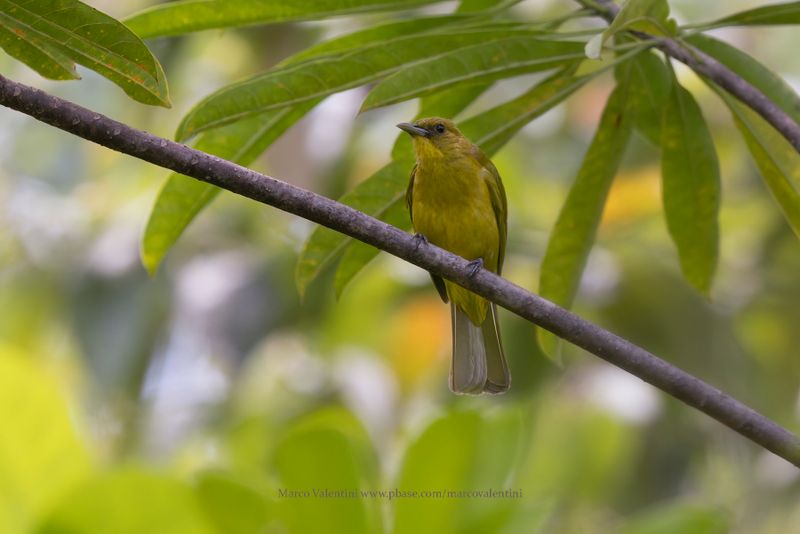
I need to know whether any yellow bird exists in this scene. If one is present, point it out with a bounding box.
[398,117,510,394]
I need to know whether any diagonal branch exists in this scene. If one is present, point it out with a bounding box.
[1,73,799,467]
[577,0,800,152]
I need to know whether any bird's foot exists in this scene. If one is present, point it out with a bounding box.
[412,233,429,250]
[466,257,484,277]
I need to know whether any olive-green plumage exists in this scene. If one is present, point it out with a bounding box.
[398,117,510,394]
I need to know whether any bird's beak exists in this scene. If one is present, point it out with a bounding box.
[397,122,429,137]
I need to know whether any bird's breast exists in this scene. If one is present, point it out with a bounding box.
[410,155,499,271]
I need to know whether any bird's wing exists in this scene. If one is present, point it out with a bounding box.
[474,147,508,274]
[406,163,449,302]
[405,163,418,220]
[430,273,449,303]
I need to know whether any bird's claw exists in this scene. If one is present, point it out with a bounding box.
[467,257,484,277]
[412,233,429,250]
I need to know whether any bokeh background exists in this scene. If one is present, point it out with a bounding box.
[1,0,799,532]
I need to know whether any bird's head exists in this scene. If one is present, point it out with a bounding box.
[397,117,466,159]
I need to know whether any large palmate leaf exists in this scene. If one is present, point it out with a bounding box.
[361,37,585,110]
[124,0,447,39]
[0,0,169,106]
[660,75,720,294]
[142,103,315,274]
[176,27,549,140]
[585,0,672,59]
[700,1,800,28]
[716,89,800,239]
[538,78,634,361]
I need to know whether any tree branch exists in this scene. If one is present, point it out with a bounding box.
[1,73,798,467]
[577,0,800,153]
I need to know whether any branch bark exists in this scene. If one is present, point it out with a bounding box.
[578,0,800,153]
[1,73,799,467]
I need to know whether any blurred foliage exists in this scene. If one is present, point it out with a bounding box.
[1,0,800,533]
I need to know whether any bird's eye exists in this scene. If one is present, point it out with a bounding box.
[435,123,446,134]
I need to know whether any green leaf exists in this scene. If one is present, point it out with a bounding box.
[688,34,800,238]
[0,346,90,534]
[176,27,547,140]
[37,469,213,534]
[272,408,380,534]
[392,408,524,534]
[296,161,409,297]
[318,51,644,298]
[701,1,800,28]
[125,0,447,39]
[327,67,591,297]
[716,89,800,239]
[621,503,729,534]
[617,50,671,145]
[289,17,548,68]
[334,198,410,297]
[0,11,77,79]
[499,501,554,534]
[686,34,800,124]
[461,65,589,155]
[518,392,637,500]
[141,15,478,273]
[287,15,468,66]
[361,37,585,111]
[0,0,170,106]
[586,0,671,59]
[141,103,314,274]
[142,178,219,275]
[457,0,514,11]
[608,0,671,33]
[538,81,634,361]
[660,76,720,294]
[194,471,270,534]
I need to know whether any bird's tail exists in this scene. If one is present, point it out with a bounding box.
[450,302,510,394]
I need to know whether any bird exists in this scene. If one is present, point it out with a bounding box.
[397,117,510,394]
